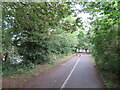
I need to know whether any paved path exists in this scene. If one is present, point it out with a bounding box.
[24,53,103,88]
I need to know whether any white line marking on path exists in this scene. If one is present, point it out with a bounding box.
[60,57,80,89]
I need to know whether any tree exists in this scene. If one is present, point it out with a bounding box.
[2,2,80,64]
[81,2,120,86]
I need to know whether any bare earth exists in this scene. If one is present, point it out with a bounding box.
[23,53,103,88]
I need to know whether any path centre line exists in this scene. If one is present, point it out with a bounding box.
[60,57,81,89]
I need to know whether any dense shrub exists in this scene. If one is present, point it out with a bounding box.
[2,2,79,64]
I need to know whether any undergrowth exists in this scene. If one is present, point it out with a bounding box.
[2,53,74,77]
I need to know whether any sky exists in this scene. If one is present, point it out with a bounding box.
[74,4,92,34]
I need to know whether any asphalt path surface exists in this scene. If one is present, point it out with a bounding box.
[24,53,103,88]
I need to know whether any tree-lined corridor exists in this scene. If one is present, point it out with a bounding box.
[2,2,120,88]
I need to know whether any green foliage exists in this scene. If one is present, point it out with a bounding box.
[2,2,80,77]
[82,2,120,87]
[2,61,34,77]
[2,2,78,64]
[77,31,90,49]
